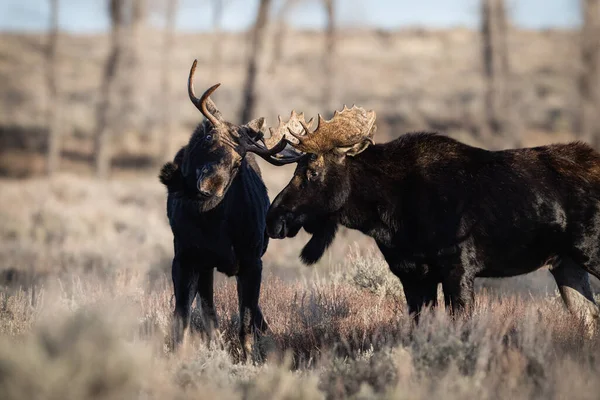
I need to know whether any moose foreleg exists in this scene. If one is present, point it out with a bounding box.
[171,252,199,349]
[550,257,599,336]
[196,268,218,335]
[397,275,439,323]
[442,268,475,318]
[236,260,268,361]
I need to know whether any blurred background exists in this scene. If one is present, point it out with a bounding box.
[0,0,599,294]
[0,0,594,178]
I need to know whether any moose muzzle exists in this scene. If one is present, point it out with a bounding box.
[195,163,226,199]
[266,208,304,239]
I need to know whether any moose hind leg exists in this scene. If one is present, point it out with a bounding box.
[441,269,475,318]
[550,257,599,334]
[236,259,266,360]
[171,253,200,348]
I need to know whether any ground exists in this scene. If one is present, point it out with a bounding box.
[0,25,598,400]
[1,172,600,400]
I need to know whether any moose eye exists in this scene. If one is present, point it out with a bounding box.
[199,133,213,149]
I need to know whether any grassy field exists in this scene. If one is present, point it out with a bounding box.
[1,170,600,400]
[2,17,600,398]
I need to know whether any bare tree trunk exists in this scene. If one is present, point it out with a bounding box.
[322,0,335,110]
[46,0,61,176]
[94,0,125,179]
[120,0,147,132]
[240,0,272,124]
[158,0,178,163]
[210,0,225,80]
[269,0,298,74]
[481,0,512,139]
[579,0,600,147]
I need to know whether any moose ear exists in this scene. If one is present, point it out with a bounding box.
[244,117,266,133]
[333,138,373,160]
[345,140,373,157]
[332,124,376,160]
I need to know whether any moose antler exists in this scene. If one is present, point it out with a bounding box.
[188,59,224,126]
[262,110,314,148]
[288,105,376,156]
[236,114,298,161]
[246,111,314,166]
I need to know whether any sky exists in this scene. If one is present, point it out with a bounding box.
[0,0,582,33]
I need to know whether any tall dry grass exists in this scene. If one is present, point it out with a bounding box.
[1,175,600,399]
[2,268,600,400]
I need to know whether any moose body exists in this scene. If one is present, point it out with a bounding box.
[263,108,600,324]
[160,60,289,355]
[161,144,270,345]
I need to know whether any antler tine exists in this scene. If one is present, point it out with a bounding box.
[187,59,223,126]
[305,117,314,128]
[296,112,314,132]
[261,115,287,149]
[187,59,200,106]
[286,119,312,143]
[260,109,312,148]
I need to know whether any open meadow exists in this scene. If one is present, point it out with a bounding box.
[2,5,600,398]
[1,165,600,399]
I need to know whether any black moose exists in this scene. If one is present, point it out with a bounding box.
[261,106,600,328]
[158,60,298,356]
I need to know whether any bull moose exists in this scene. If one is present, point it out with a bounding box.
[260,106,600,326]
[159,60,297,356]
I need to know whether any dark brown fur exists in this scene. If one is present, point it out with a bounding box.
[161,118,272,356]
[267,132,600,324]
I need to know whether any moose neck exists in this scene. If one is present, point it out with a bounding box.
[338,144,405,245]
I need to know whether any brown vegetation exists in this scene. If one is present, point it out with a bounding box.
[2,3,599,397]
[1,175,599,399]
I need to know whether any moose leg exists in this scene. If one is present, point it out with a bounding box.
[236,260,266,360]
[171,252,199,348]
[442,268,475,318]
[399,276,439,323]
[196,268,218,334]
[236,279,270,334]
[550,257,599,334]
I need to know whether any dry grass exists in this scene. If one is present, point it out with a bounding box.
[1,19,597,399]
[2,269,600,400]
[1,175,600,399]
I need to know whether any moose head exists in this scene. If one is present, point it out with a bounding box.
[180,59,293,210]
[261,105,377,263]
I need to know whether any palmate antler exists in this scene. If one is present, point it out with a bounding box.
[247,105,377,165]
[263,110,314,148]
[250,111,315,166]
[287,105,377,157]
